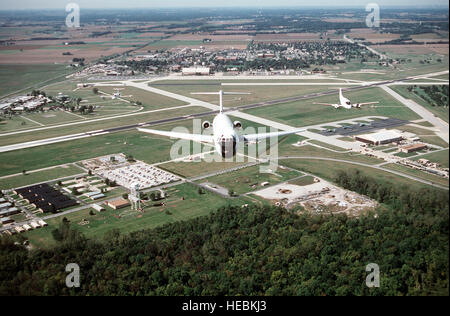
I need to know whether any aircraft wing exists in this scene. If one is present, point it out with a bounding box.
[313,102,336,106]
[242,129,305,143]
[137,128,215,143]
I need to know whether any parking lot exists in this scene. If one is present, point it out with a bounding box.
[318,118,410,136]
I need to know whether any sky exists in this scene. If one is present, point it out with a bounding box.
[0,0,448,10]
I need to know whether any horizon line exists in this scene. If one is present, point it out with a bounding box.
[0,5,449,11]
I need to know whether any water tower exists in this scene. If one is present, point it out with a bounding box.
[130,183,141,211]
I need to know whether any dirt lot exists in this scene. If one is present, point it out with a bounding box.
[252,178,377,216]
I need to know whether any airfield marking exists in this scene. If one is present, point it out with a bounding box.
[20,115,45,127]
[64,110,88,120]
[0,104,196,138]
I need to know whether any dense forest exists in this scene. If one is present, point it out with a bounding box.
[0,171,448,296]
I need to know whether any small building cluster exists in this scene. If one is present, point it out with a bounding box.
[0,94,51,113]
[1,220,48,236]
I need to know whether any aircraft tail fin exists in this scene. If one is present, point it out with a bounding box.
[190,90,250,113]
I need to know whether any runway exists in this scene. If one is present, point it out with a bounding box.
[0,70,448,154]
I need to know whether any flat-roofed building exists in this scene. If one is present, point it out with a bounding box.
[182,67,211,76]
[1,217,14,225]
[400,143,427,153]
[0,202,12,210]
[23,224,32,231]
[355,130,403,145]
[15,226,25,233]
[92,204,106,212]
[30,222,41,229]
[106,198,130,210]
[0,207,20,218]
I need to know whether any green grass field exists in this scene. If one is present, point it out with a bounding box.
[277,135,384,165]
[0,130,177,176]
[382,163,449,187]
[307,139,349,152]
[160,154,256,178]
[0,106,207,147]
[390,85,449,123]
[97,86,188,110]
[22,183,249,249]
[0,165,85,190]
[195,164,302,195]
[419,136,449,148]
[412,149,449,168]
[288,175,316,186]
[151,81,334,107]
[281,158,445,190]
[0,64,72,98]
[243,87,421,127]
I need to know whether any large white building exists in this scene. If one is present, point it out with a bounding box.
[182,67,211,76]
[355,130,403,145]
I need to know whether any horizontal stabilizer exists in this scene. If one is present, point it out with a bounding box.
[137,128,214,143]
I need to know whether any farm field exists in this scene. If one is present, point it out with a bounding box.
[339,48,449,80]
[0,165,85,190]
[22,183,247,248]
[243,87,421,127]
[0,64,72,97]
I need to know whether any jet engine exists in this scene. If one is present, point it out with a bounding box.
[233,121,242,129]
[202,121,211,129]
[354,104,362,109]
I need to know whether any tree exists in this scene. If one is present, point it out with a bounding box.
[71,187,79,196]
[93,87,99,94]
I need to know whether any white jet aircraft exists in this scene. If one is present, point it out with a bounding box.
[137,90,305,158]
[314,88,379,109]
